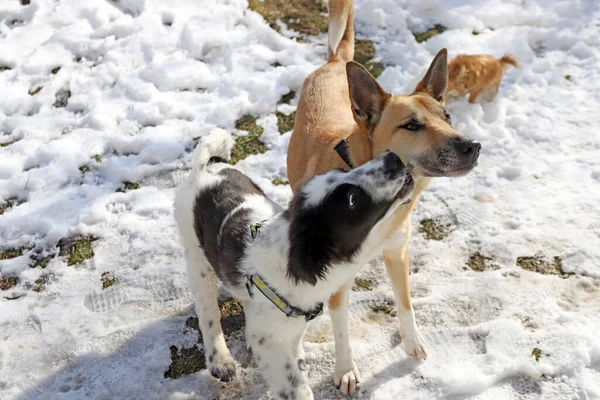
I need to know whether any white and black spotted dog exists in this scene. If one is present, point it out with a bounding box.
[174,129,414,400]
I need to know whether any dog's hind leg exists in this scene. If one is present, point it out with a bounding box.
[329,280,360,395]
[186,247,236,381]
[468,89,482,103]
[383,244,428,359]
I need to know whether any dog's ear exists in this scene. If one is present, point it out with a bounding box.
[413,48,448,103]
[287,212,331,286]
[346,61,391,132]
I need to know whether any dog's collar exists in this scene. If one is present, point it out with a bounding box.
[245,274,324,322]
[334,138,355,169]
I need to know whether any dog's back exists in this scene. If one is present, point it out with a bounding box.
[174,129,281,287]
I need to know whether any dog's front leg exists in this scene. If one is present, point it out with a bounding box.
[247,323,313,400]
[329,280,360,395]
[383,245,428,359]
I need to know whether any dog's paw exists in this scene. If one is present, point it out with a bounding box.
[208,352,236,382]
[400,325,428,360]
[334,363,360,395]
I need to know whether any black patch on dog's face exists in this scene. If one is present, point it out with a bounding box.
[286,183,394,285]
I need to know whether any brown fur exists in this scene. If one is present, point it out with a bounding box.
[288,0,480,348]
[447,54,520,103]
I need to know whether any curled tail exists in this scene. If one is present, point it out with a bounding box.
[499,54,520,70]
[328,0,354,62]
[192,128,233,176]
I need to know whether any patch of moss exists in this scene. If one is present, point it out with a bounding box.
[220,297,243,317]
[32,278,46,292]
[28,86,42,96]
[280,90,296,104]
[79,165,90,174]
[413,24,447,43]
[532,347,542,362]
[58,235,96,266]
[419,218,454,241]
[354,39,385,78]
[219,297,245,335]
[91,154,102,163]
[101,272,117,290]
[353,278,373,291]
[231,115,267,164]
[53,89,71,108]
[116,181,140,193]
[164,345,205,379]
[466,252,499,272]
[516,252,569,277]
[0,276,18,290]
[0,246,25,260]
[370,300,396,316]
[248,0,327,36]
[29,254,53,269]
[565,75,572,81]
[271,178,289,186]
[0,200,15,215]
[276,111,295,134]
[51,66,61,75]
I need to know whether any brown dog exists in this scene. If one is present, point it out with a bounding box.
[287,0,481,395]
[447,54,520,103]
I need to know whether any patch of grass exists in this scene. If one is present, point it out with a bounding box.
[413,24,447,43]
[419,218,454,241]
[0,200,15,215]
[516,252,569,277]
[0,246,25,260]
[32,278,46,292]
[370,300,396,316]
[164,345,205,379]
[79,165,90,174]
[565,75,571,81]
[29,254,53,269]
[58,235,96,266]
[51,66,61,75]
[271,178,288,186]
[116,181,140,193]
[231,115,267,164]
[53,89,71,108]
[219,297,245,335]
[4,293,24,300]
[354,39,385,78]
[532,347,542,361]
[1,277,19,290]
[353,278,373,291]
[91,154,102,163]
[248,0,327,36]
[281,90,296,104]
[101,272,117,289]
[28,86,42,96]
[1,140,17,147]
[466,252,499,272]
[472,31,480,35]
[276,111,295,134]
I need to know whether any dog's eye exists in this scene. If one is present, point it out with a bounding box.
[348,193,357,208]
[401,122,421,131]
[443,109,452,123]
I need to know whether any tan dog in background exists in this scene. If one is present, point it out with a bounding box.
[447,54,520,103]
[287,0,481,395]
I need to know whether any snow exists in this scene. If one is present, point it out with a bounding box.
[1,0,600,399]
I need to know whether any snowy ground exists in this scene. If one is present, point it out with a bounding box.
[1,0,600,399]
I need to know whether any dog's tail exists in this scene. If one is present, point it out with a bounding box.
[499,54,521,70]
[328,0,354,62]
[191,128,232,176]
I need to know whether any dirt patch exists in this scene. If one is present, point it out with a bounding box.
[276,111,295,134]
[116,181,140,193]
[280,90,296,104]
[101,272,117,290]
[248,0,327,36]
[413,24,447,43]
[58,235,97,266]
[79,165,90,174]
[164,345,205,379]
[516,252,570,277]
[28,86,42,96]
[369,300,396,317]
[0,277,18,291]
[220,297,245,335]
[353,278,373,291]
[271,178,289,186]
[419,218,454,241]
[32,278,46,292]
[355,39,384,78]
[53,89,71,108]
[231,115,267,164]
[466,252,499,272]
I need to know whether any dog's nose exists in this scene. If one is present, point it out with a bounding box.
[383,152,404,177]
[453,139,481,159]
